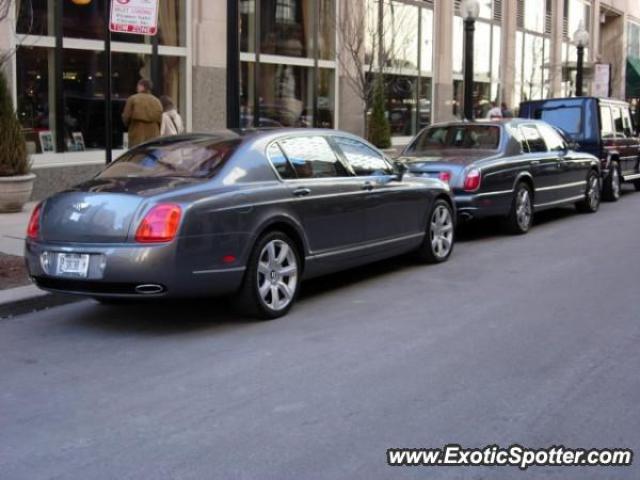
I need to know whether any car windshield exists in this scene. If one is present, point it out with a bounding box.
[97,137,242,179]
[406,125,500,154]
[533,106,583,136]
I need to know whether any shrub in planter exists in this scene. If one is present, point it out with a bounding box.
[367,76,391,150]
[0,71,34,212]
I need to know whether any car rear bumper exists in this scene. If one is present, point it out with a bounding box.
[24,239,246,298]
[454,190,513,220]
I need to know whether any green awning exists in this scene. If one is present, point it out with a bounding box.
[627,57,640,98]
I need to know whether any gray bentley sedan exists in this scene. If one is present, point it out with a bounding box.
[25,129,455,319]
[399,119,602,234]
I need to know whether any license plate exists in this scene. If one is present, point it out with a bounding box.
[56,253,90,277]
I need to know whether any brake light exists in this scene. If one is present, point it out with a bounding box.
[26,202,43,239]
[438,171,452,183]
[463,168,482,192]
[135,204,182,243]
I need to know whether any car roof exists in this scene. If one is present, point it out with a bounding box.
[520,96,629,106]
[160,128,382,151]
[424,118,547,129]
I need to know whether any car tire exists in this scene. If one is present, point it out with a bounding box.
[234,231,301,320]
[602,161,621,202]
[503,182,533,235]
[634,180,640,192]
[576,170,601,213]
[415,199,455,264]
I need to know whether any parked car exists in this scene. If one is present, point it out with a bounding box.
[519,97,640,201]
[24,129,455,319]
[398,119,602,234]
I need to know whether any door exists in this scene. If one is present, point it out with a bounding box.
[537,123,588,197]
[615,106,640,176]
[275,136,366,256]
[519,124,564,207]
[332,136,428,243]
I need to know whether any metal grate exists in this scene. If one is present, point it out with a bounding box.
[545,0,552,34]
[516,0,524,29]
[493,0,502,23]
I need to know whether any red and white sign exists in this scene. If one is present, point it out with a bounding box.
[110,0,159,36]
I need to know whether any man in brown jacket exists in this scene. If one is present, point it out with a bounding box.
[122,79,163,148]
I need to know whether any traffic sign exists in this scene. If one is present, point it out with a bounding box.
[109,0,159,36]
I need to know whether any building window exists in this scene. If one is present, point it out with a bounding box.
[14,0,189,155]
[241,0,337,128]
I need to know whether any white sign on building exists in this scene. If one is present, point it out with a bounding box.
[109,0,159,36]
[593,63,611,98]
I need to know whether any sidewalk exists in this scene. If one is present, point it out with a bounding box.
[0,201,35,256]
[0,202,75,317]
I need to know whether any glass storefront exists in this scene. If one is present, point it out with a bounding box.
[365,0,434,137]
[513,0,552,107]
[14,0,188,155]
[240,0,337,128]
[452,3,501,118]
[561,0,592,96]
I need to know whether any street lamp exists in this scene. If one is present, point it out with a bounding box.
[573,20,590,97]
[461,0,480,120]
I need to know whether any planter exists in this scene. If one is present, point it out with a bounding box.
[0,173,36,213]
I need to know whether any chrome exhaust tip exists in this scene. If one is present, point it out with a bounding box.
[135,284,165,295]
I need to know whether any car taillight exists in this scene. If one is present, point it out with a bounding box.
[26,202,43,239]
[438,171,452,183]
[135,204,182,243]
[463,168,482,192]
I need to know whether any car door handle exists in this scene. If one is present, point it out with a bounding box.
[293,187,311,197]
[362,182,374,191]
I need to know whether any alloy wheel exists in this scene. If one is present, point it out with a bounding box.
[256,239,298,312]
[587,175,601,210]
[516,188,532,231]
[611,167,620,199]
[430,205,454,259]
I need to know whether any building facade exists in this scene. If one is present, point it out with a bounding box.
[0,0,639,198]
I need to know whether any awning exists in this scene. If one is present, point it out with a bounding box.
[627,57,640,98]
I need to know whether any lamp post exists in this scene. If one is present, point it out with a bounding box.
[573,20,590,97]
[461,0,480,120]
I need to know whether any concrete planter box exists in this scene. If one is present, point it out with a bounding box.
[0,173,36,213]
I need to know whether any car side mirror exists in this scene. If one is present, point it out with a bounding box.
[393,161,408,180]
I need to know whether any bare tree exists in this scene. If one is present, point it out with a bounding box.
[0,0,12,23]
[336,0,415,132]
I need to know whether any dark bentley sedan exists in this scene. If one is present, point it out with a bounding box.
[25,129,455,319]
[399,119,601,234]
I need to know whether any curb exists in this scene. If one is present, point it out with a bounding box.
[0,284,82,319]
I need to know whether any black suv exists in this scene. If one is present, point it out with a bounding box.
[519,97,640,201]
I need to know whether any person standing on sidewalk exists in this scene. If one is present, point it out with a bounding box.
[160,96,184,137]
[122,79,163,148]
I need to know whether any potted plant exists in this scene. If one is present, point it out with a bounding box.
[0,70,34,213]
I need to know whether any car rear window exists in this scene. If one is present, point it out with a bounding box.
[406,125,500,154]
[97,137,242,179]
[533,106,582,135]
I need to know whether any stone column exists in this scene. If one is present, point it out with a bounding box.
[192,0,228,130]
[338,0,367,136]
[550,0,565,97]
[0,4,14,95]
[500,0,517,110]
[432,0,454,122]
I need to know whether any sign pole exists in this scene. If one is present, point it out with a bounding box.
[105,1,113,164]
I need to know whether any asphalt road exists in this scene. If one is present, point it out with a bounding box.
[2,187,640,480]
